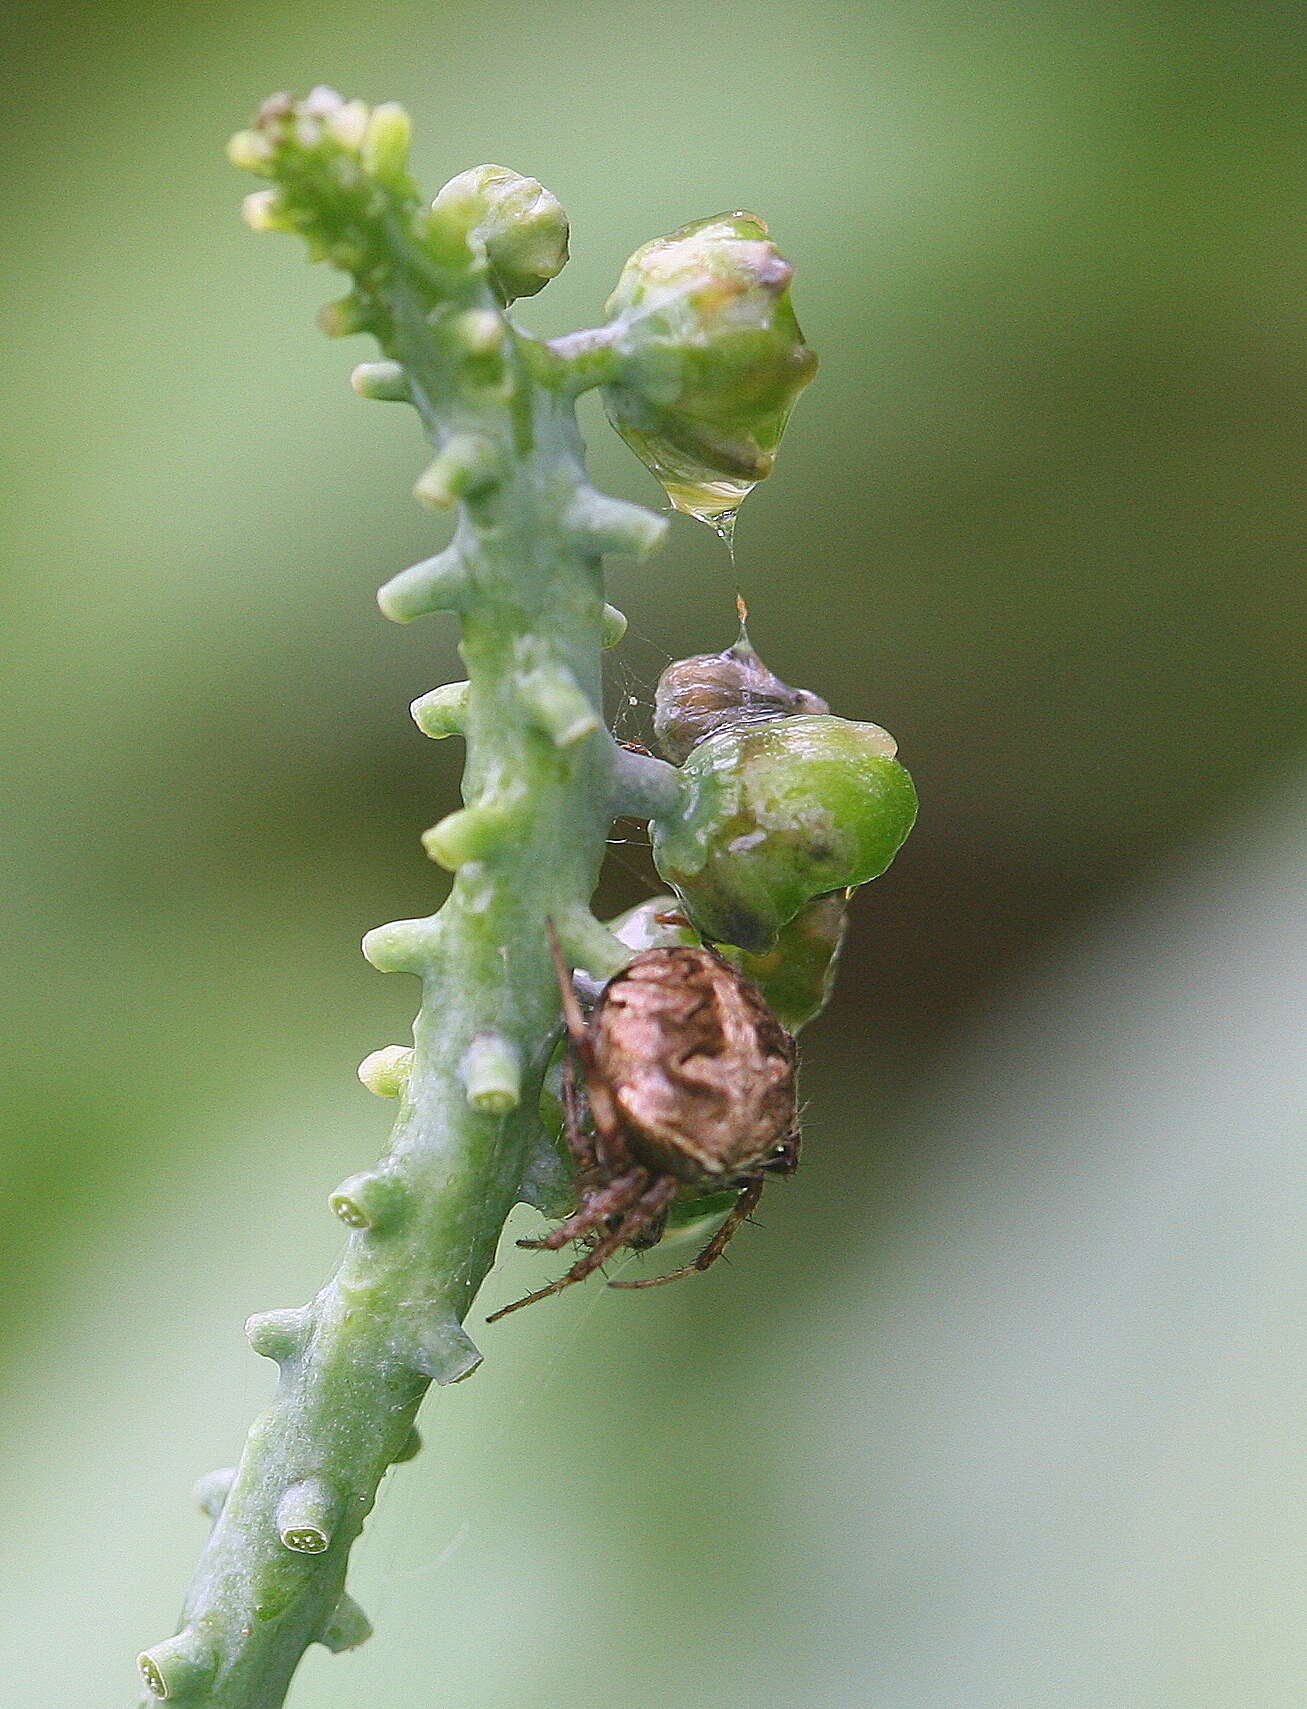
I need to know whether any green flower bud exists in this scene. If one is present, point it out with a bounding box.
[600,213,816,528]
[228,89,419,279]
[654,616,828,764]
[360,102,412,190]
[429,166,569,303]
[652,714,916,953]
[730,889,849,1033]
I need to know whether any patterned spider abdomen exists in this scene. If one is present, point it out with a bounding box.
[590,946,797,1184]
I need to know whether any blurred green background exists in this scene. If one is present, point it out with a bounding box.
[6,2,1307,1704]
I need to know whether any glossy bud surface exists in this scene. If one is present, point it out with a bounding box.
[430,165,568,302]
[601,213,816,528]
[652,714,916,952]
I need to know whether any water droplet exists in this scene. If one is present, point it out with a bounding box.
[708,510,738,559]
[602,413,755,551]
[665,480,747,549]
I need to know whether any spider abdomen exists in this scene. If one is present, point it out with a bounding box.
[590,946,797,1183]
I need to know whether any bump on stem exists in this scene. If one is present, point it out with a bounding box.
[422,792,522,869]
[413,434,501,510]
[407,1315,483,1385]
[392,1424,422,1464]
[554,905,633,979]
[356,1043,414,1097]
[377,545,469,623]
[351,360,411,401]
[137,1632,216,1702]
[459,1032,523,1113]
[277,1476,344,1554]
[192,1467,237,1521]
[329,1168,410,1231]
[564,487,668,560]
[319,1594,374,1654]
[244,1306,311,1365]
[360,915,442,975]
[514,642,600,748]
[317,292,374,338]
[410,680,470,739]
[601,602,628,648]
[360,103,413,188]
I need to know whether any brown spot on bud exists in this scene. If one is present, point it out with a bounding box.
[654,628,828,765]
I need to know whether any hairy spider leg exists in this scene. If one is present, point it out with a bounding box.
[558,1052,599,1178]
[516,1165,650,1251]
[487,1176,678,1321]
[545,917,590,1054]
[545,917,629,1172]
[609,1173,767,1290]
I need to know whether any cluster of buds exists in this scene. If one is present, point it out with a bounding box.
[231,93,811,538]
[229,88,569,323]
[642,627,915,1024]
[228,87,419,272]
[597,213,817,527]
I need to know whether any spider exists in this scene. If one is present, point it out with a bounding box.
[487,925,800,1320]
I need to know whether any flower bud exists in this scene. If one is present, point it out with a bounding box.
[652,714,916,953]
[601,213,816,528]
[731,890,849,1033]
[654,622,828,764]
[229,90,421,279]
[429,166,569,302]
[360,102,412,190]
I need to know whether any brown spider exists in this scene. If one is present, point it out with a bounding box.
[487,926,800,1321]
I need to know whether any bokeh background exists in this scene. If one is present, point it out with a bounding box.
[6,3,1307,1704]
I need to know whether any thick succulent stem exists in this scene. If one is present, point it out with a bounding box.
[136,108,654,1709]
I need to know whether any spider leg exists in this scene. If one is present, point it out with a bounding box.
[545,916,631,1175]
[558,1052,598,1178]
[515,1166,649,1251]
[487,1176,678,1321]
[546,917,592,1054]
[765,1124,802,1177]
[609,1173,766,1290]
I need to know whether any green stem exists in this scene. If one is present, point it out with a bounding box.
[136,156,658,1709]
[538,324,621,393]
[612,744,687,819]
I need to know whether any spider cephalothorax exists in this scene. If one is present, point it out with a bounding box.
[488,930,799,1320]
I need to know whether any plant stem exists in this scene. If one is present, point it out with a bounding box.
[140,88,851,1705]
[136,171,659,1709]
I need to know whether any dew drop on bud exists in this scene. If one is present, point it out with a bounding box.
[600,212,816,537]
